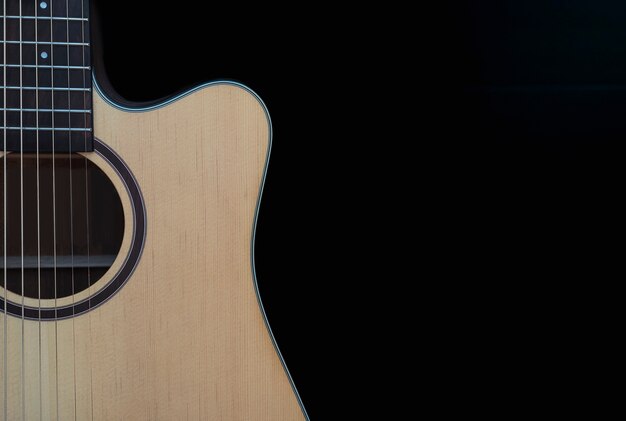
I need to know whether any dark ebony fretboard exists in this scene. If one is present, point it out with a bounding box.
[1,0,92,152]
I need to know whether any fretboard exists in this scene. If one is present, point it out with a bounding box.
[0,0,92,153]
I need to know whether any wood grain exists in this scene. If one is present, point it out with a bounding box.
[0,84,305,420]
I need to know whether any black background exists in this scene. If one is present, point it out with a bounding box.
[440,0,622,239]
[431,1,624,281]
[428,1,621,414]
[93,1,370,419]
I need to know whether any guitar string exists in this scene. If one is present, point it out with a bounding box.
[19,3,25,417]
[2,0,6,418]
[79,0,94,416]
[34,1,43,419]
[64,1,79,418]
[49,1,60,418]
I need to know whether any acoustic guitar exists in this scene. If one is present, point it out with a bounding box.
[0,1,307,419]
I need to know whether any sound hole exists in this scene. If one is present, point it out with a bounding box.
[0,154,124,300]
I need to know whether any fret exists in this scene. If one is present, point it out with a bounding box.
[1,64,90,69]
[0,108,91,113]
[2,41,90,46]
[2,17,88,22]
[1,127,91,132]
[1,87,91,92]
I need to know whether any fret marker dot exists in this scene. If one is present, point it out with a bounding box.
[40,2,48,9]
[41,52,48,59]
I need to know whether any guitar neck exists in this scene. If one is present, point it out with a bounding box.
[0,0,93,153]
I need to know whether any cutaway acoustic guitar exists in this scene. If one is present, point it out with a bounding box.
[0,1,307,419]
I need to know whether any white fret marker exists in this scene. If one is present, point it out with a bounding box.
[40,2,48,9]
[40,51,48,59]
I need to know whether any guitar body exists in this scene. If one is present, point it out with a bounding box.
[0,81,306,420]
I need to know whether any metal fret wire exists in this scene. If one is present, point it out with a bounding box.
[4,15,87,21]
[2,41,89,46]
